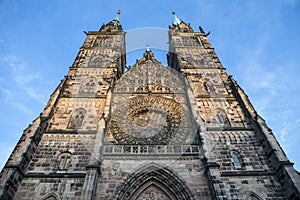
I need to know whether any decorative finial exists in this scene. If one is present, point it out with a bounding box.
[172,11,181,26]
[112,10,121,26]
[115,10,121,21]
[146,44,150,52]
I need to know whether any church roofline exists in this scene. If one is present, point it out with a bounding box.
[134,48,161,65]
[85,31,126,35]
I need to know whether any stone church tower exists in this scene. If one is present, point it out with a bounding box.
[0,12,299,200]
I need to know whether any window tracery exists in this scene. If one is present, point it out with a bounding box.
[89,55,103,67]
[215,109,230,126]
[110,95,181,145]
[137,185,172,200]
[203,81,215,94]
[80,79,96,94]
[68,109,86,129]
[57,152,72,170]
[89,52,114,67]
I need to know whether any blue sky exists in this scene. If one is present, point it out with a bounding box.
[0,0,299,171]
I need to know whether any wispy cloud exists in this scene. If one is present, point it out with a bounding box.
[230,17,300,165]
[239,63,284,95]
[0,86,14,101]
[0,54,45,114]
[12,102,33,115]
[280,118,300,141]
[15,72,42,85]
[0,86,33,114]
[1,55,43,84]
[24,87,46,104]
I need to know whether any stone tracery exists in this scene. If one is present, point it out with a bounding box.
[110,95,181,145]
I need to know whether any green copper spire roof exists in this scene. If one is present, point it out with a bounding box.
[113,10,121,26]
[172,11,181,26]
[115,10,120,21]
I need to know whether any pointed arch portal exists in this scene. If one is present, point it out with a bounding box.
[115,164,194,200]
[41,193,60,200]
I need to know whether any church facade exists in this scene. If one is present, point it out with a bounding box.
[0,12,299,200]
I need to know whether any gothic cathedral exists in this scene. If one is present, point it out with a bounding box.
[1,12,299,200]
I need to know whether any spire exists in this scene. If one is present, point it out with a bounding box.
[143,47,155,61]
[129,48,159,68]
[112,10,121,26]
[146,44,150,52]
[115,10,121,21]
[169,11,193,32]
[99,10,123,32]
[172,11,181,26]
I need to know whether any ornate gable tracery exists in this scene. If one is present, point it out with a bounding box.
[106,50,197,146]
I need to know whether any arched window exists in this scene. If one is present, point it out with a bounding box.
[41,193,60,200]
[248,192,262,200]
[216,113,226,124]
[215,109,230,126]
[81,79,96,93]
[203,81,215,94]
[232,152,242,169]
[44,195,57,200]
[57,152,72,170]
[68,109,86,129]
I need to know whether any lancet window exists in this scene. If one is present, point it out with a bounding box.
[68,109,86,129]
[57,152,72,170]
[232,152,243,169]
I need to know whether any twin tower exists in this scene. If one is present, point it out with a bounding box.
[0,12,299,200]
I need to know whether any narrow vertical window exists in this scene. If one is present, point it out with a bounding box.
[84,82,90,92]
[89,82,95,92]
[216,113,225,124]
[58,152,72,170]
[203,81,215,94]
[74,111,84,127]
[232,152,242,169]
[215,109,230,126]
